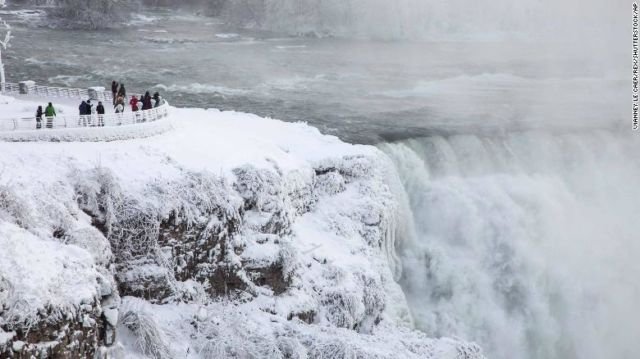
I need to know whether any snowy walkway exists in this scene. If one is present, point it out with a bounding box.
[0,82,172,142]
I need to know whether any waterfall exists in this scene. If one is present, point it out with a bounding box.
[381,129,640,359]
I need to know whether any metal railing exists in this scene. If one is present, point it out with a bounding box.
[0,82,170,131]
[1,82,146,102]
[1,82,20,93]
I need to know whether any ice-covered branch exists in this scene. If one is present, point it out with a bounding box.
[0,16,12,91]
[0,19,11,50]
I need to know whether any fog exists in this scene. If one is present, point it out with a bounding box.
[221,0,623,43]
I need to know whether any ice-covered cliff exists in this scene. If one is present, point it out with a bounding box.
[0,95,484,358]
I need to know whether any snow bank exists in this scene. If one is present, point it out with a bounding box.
[0,97,485,357]
[116,298,483,359]
[0,221,109,357]
[0,119,173,142]
[0,223,99,323]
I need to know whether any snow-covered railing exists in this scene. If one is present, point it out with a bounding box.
[0,103,170,131]
[1,81,19,93]
[31,84,107,101]
[1,81,142,101]
[0,82,170,132]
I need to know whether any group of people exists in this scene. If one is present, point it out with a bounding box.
[34,81,164,129]
[78,99,106,127]
[35,102,57,129]
[111,81,163,114]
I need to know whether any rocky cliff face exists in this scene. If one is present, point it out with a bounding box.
[74,153,394,324]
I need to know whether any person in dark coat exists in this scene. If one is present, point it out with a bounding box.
[36,106,43,129]
[79,100,88,115]
[152,92,161,108]
[118,83,126,99]
[97,101,105,127]
[111,81,119,105]
[142,91,152,111]
[79,100,89,126]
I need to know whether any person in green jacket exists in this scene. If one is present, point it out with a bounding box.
[44,102,56,128]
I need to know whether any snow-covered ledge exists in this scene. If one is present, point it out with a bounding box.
[0,83,172,142]
[0,116,174,142]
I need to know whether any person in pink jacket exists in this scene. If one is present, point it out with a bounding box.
[129,95,139,112]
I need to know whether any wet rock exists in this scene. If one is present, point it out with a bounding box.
[0,303,104,358]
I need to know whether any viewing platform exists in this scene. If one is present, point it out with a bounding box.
[0,81,172,142]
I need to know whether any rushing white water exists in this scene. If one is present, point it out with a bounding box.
[381,129,640,359]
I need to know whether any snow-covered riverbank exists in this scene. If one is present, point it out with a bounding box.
[0,94,483,358]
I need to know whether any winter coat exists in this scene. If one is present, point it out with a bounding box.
[45,105,56,117]
[152,92,162,108]
[36,108,43,120]
[111,82,119,94]
[97,104,105,115]
[79,102,88,115]
[129,97,139,111]
[115,96,125,106]
[142,96,153,110]
[118,85,126,98]
[115,103,124,113]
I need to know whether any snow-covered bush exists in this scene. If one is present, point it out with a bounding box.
[195,308,283,358]
[0,184,32,229]
[65,226,114,266]
[118,299,173,359]
[0,222,106,357]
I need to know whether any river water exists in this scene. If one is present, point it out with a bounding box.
[1,3,637,359]
[0,5,627,143]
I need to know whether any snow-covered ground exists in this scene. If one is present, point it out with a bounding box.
[0,93,484,358]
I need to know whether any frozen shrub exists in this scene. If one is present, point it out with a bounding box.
[0,185,32,229]
[315,155,376,182]
[74,166,122,235]
[157,170,241,227]
[314,171,346,197]
[307,337,358,359]
[233,165,295,235]
[195,307,283,359]
[65,226,113,266]
[321,288,365,329]
[233,165,285,213]
[118,299,173,359]
[277,336,308,359]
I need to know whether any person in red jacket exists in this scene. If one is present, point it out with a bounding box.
[129,95,139,112]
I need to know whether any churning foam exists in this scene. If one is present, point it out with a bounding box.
[381,129,640,359]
